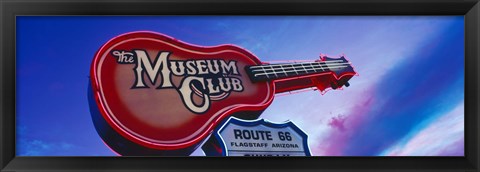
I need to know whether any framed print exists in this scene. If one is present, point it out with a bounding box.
[1,0,479,171]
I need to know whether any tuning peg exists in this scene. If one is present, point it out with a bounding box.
[331,82,338,90]
[319,54,327,61]
[345,82,350,87]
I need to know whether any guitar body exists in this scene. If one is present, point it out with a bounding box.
[89,32,275,155]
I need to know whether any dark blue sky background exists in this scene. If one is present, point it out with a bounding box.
[16,16,464,156]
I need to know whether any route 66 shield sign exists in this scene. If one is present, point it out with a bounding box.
[202,116,311,156]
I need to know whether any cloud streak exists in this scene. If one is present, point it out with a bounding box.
[382,102,464,156]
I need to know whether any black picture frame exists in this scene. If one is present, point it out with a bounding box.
[1,0,479,171]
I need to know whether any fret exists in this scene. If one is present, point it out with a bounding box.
[270,65,278,78]
[262,66,269,79]
[289,65,306,74]
[255,71,296,76]
[301,63,308,74]
[291,64,298,75]
[280,65,288,76]
[323,60,331,71]
[310,63,317,72]
[317,62,325,71]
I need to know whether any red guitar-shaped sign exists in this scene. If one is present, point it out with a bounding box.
[88,31,356,155]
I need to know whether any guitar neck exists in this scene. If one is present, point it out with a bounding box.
[246,60,350,82]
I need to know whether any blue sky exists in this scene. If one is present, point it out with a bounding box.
[16,16,464,156]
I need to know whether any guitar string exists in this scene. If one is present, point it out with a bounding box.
[249,60,345,69]
[251,63,350,77]
[251,61,349,68]
[253,65,349,77]
[254,65,348,76]
[250,62,351,72]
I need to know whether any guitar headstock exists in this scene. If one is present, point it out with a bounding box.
[313,54,357,92]
[256,53,358,95]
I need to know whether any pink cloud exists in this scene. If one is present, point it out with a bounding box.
[328,114,347,132]
[314,88,377,156]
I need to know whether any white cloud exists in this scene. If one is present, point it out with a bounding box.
[17,139,76,156]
